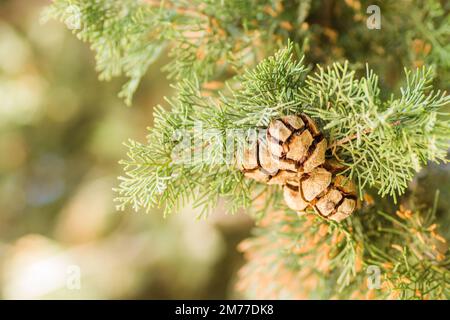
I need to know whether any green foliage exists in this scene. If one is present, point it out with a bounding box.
[43,0,166,105]
[114,80,254,217]
[392,0,450,77]
[45,0,450,102]
[115,43,449,215]
[44,0,304,104]
[299,63,449,199]
[364,208,450,300]
[238,197,450,299]
[221,42,308,128]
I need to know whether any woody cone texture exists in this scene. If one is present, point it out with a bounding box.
[237,114,357,222]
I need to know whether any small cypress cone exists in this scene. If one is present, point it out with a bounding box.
[237,114,327,184]
[283,169,357,222]
[237,114,357,222]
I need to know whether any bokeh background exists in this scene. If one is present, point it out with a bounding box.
[0,0,253,299]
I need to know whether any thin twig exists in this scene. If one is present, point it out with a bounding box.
[327,120,402,151]
[327,128,373,151]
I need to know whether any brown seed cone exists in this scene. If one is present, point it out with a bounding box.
[236,114,357,222]
[237,114,327,185]
[283,169,357,222]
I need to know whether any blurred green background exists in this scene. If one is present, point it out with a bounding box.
[0,0,253,299]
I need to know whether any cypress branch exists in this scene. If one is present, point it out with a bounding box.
[114,44,449,213]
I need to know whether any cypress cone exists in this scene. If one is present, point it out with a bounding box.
[237,114,357,222]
